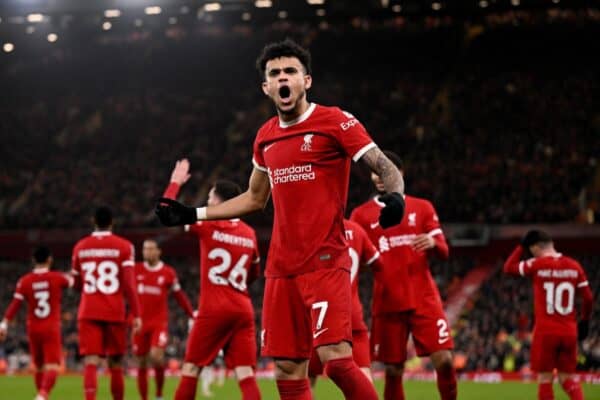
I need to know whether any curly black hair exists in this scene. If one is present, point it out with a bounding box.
[256,38,312,79]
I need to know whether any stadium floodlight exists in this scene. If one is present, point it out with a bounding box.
[552,0,560,3]
[3,43,14,53]
[255,0,273,8]
[431,2,442,11]
[316,8,326,16]
[145,6,162,15]
[511,0,520,6]
[307,0,325,5]
[204,3,222,12]
[104,9,121,18]
[479,0,488,8]
[242,12,252,20]
[27,13,45,23]
[392,4,402,12]
[102,21,112,30]
[47,33,58,43]
[278,10,288,19]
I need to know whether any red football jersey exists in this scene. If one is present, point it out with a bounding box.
[186,219,260,314]
[13,268,72,331]
[344,219,380,331]
[134,262,180,327]
[71,231,135,322]
[508,253,590,336]
[252,103,375,277]
[351,195,448,315]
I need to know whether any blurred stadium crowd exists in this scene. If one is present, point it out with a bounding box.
[0,7,599,374]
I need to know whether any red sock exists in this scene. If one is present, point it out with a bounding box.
[239,376,261,400]
[35,371,44,390]
[276,379,312,400]
[40,370,58,395]
[174,376,198,400]
[84,364,98,400]
[538,382,555,400]
[154,366,165,397]
[561,378,583,400]
[137,367,148,400]
[384,373,405,400]
[324,357,378,400]
[436,365,457,400]
[110,367,124,400]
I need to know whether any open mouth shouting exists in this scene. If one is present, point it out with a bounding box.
[278,85,292,107]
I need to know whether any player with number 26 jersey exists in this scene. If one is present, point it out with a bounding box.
[163,179,261,370]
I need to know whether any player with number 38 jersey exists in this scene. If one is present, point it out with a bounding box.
[71,207,140,400]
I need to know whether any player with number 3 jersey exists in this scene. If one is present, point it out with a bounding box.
[163,163,262,400]
[71,207,141,400]
[1,246,73,400]
[504,230,593,400]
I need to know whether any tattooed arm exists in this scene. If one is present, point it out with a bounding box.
[360,146,405,195]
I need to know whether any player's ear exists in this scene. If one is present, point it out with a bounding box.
[261,81,270,96]
[304,74,312,90]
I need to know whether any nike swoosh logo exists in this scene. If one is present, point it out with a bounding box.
[313,328,329,339]
[438,337,450,344]
[264,143,275,153]
[370,222,379,229]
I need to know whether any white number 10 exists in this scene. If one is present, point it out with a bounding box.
[543,281,575,315]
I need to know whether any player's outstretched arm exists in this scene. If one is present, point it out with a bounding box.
[577,282,593,341]
[360,146,405,228]
[156,167,271,226]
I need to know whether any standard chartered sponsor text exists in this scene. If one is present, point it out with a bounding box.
[270,164,316,185]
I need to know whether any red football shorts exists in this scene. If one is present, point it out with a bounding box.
[133,324,169,356]
[78,319,127,356]
[28,327,62,367]
[185,311,256,369]
[531,332,577,373]
[308,329,370,376]
[261,268,353,359]
[371,301,453,363]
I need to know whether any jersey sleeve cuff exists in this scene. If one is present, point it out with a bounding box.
[427,228,444,238]
[13,293,24,300]
[252,158,268,173]
[365,252,380,266]
[122,261,135,267]
[577,281,589,288]
[352,142,377,162]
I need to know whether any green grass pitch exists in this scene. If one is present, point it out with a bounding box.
[1,375,598,399]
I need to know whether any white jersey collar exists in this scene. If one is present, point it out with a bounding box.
[279,103,316,128]
[144,261,164,271]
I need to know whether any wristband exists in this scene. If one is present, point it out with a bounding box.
[196,207,207,220]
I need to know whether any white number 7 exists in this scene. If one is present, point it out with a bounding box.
[312,301,329,330]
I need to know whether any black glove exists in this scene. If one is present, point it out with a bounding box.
[578,320,590,342]
[379,192,405,229]
[155,197,197,227]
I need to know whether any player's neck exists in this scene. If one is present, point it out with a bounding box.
[538,248,559,258]
[278,99,311,124]
[33,264,50,272]
[145,260,162,269]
